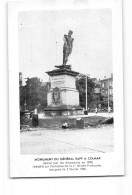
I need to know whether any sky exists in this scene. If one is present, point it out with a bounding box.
[18,9,112,83]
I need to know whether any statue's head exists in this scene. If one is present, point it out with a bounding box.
[68,30,73,36]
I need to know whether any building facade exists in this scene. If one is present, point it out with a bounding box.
[90,74,113,111]
[100,74,113,108]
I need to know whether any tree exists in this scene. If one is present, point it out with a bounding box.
[37,83,49,111]
[100,96,113,109]
[76,74,95,109]
[20,85,26,110]
[19,77,49,112]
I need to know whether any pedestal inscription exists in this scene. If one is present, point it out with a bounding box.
[51,76,65,88]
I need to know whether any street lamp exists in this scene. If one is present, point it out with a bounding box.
[108,78,110,113]
[24,77,29,111]
[84,53,89,115]
[56,41,58,65]
[85,74,90,115]
[76,72,90,115]
[85,74,88,114]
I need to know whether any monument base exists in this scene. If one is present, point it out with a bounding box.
[44,105,83,116]
[44,65,83,116]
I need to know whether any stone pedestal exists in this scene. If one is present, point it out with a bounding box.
[44,66,83,116]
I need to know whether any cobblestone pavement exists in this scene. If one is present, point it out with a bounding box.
[20,125,114,154]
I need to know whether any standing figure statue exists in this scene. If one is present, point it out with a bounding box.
[63,30,74,65]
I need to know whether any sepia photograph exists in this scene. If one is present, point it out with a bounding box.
[19,9,114,155]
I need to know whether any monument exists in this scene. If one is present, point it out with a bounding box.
[44,30,83,116]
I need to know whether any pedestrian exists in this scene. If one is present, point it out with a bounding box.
[34,108,37,114]
[95,107,98,114]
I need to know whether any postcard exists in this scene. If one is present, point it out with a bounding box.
[8,0,124,177]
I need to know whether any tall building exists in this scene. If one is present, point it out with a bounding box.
[90,74,113,110]
[100,74,113,108]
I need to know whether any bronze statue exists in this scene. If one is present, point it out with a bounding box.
[63,30,74,65]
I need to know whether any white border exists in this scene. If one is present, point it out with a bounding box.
[8,0,124,177]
